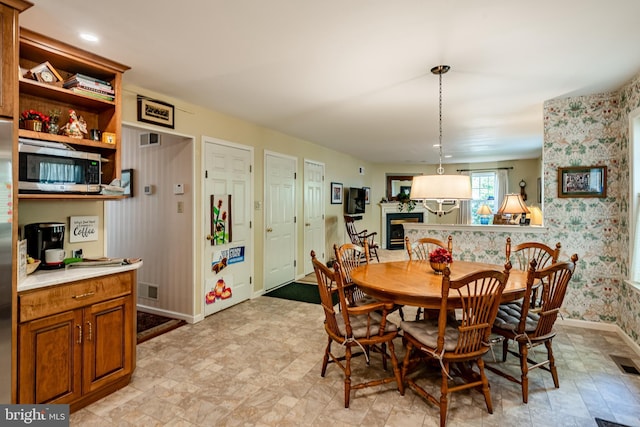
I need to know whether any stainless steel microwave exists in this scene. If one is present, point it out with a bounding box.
[18,138,101,194]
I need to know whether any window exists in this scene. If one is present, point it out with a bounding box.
[471,172,498,225]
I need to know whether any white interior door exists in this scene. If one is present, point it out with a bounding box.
[203,139,253,316]
[264,152,296,291]
[304,160,325,274]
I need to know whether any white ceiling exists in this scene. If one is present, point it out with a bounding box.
[19,0,640,165]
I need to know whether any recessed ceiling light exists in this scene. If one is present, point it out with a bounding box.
[79,33,99,42]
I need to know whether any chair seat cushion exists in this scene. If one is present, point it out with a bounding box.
[337,314,398,338]
[493,301,540,333]
[400,319,460,352]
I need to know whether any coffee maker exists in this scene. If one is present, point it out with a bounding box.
[24,223,66,269]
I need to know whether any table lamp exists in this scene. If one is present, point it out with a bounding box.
[528,205,543,226]
[476,204,493,225]
[497,194,530,224]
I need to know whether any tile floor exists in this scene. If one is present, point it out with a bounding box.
[71,251,640,426]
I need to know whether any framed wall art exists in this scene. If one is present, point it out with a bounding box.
[558,165,606,198]
[363,186,371,204]
[137,96,175,128]
[121,169,133,197]
[331,182,343,204]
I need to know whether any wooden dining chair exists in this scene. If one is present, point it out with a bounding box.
[311,250,403,408]
[344,215,379,262]
[488,254,578,403]
[334,242,404,320]
[505,237,561,308]
[405,235,453,261]
[405,235,453,320]
[400,262,511,427]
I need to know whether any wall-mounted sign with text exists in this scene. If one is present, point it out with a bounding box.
[69,216,99,242]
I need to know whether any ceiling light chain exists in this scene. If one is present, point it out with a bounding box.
[409,64,472,217]
[436,65,445,175]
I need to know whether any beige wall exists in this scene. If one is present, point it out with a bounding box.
[19,82,539,319]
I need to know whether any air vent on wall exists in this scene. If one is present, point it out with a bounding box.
[140,132,161,148]
[138,281,159,300]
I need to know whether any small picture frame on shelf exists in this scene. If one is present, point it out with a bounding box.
[28,61,63,84]
[137,96,175,128]
[331,182,343,204]
[558,165,607,198]
[102,132,116,144]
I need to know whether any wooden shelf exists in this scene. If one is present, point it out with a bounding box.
[19,78,115,110]
[19,129,117,150]
[19,193,125,200]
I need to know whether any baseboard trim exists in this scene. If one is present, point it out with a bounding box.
[136,304,196,324]
[557,318,640,357]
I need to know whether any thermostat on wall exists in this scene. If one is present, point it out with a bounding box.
[173,183,184,194]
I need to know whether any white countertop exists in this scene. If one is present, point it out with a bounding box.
[18,261,143,292]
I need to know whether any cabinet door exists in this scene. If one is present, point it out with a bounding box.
[18,310,83,404]
[0,4,17,118]
[82,296,133,393]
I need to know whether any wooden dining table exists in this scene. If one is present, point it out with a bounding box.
[350,260,528,309]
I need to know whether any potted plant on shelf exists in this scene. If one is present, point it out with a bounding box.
[20,109,50,132]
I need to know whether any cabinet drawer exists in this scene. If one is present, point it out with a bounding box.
[19,272,133,323]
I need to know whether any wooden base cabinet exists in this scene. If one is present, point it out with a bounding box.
[18,271,135,411]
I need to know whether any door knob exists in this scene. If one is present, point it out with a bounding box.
[206,234,213,240]
[305,223,311,226]
[266,227,273,232]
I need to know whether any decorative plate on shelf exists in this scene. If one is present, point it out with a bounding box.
[26,260,41,275]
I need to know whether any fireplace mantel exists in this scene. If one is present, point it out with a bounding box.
[380,203,428,249]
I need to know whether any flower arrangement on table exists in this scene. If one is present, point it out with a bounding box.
[428,247,452,274]
[20,109,50,132]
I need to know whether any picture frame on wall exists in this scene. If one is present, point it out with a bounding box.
[331,182,343,204]
[363,186,371,204]
[558,165,606,198]
[121,169,133,197]
[137,96,175,128]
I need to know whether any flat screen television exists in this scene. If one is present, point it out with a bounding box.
[346,187,366,214]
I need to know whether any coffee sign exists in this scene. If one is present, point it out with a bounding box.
[69,216,99,242]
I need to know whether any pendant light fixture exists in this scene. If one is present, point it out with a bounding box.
[410,65,472,216]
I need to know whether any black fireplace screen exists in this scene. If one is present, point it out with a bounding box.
[386,213,424,249]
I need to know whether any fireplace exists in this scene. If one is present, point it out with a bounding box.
[386,212,424,249]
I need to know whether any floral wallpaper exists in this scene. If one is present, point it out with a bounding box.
[406,71,640,347]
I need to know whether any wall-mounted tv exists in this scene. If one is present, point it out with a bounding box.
[346,187,366,214]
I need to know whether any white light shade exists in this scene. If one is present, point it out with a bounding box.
[497,193,530,215]
[410,175,472,200]
[476,204,493,215]
[529,205,543,225]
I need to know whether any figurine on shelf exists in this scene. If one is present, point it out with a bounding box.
[61,109,87,139]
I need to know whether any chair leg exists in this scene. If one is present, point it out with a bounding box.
[519,342,530,403]
[415,307,423,321]
[501,337,509,362]
[439,361,450,427]
[545,339,559,388]
[398,307,405,321]
[388,339,404,395]
[381,343,388,370]
[344,346,352,408]
[477,358,493,414]
[321,337,331,377]
[400,341,414,396]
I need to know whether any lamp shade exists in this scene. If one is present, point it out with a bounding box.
[410,174,472,201]
[476,204,493,215]
[529,205,543,225]
[497,193,530,215]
